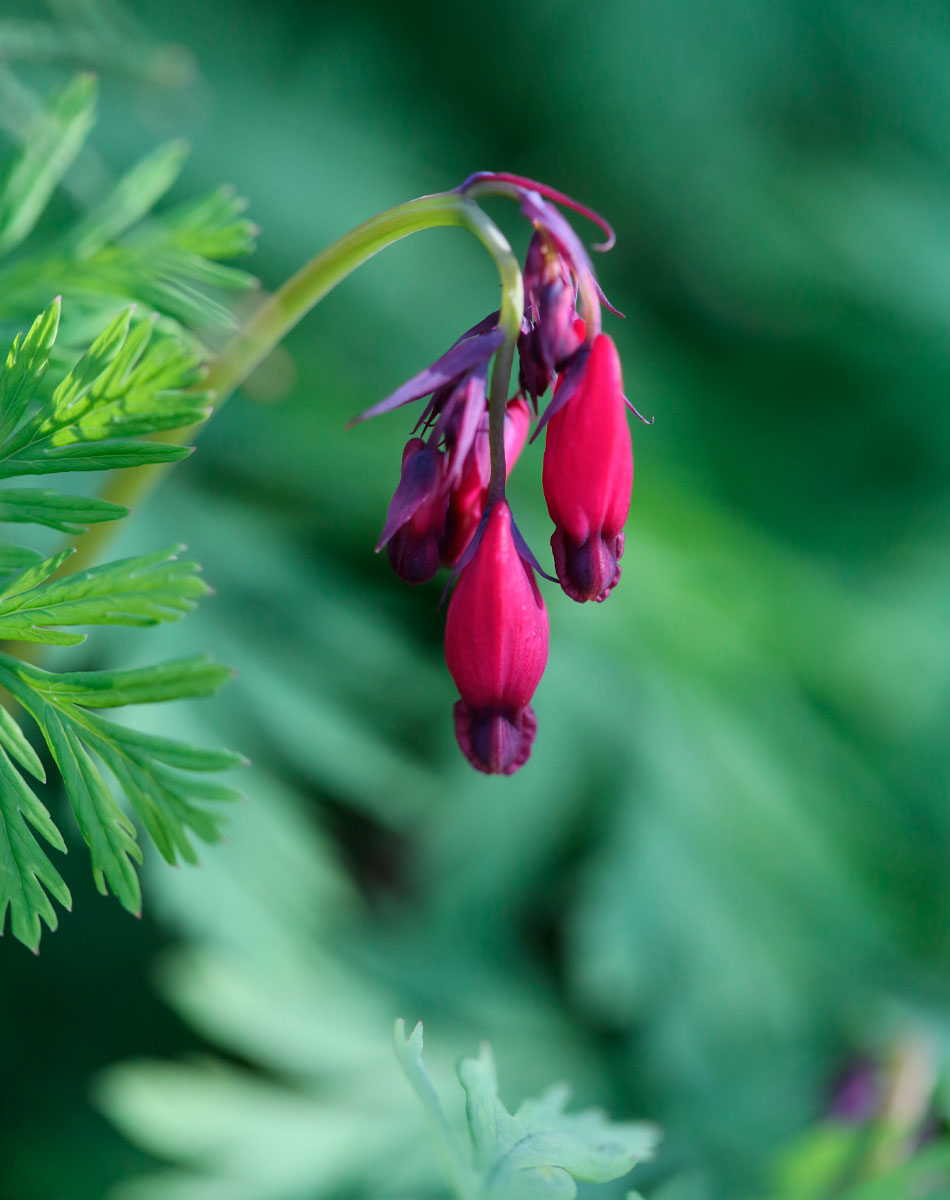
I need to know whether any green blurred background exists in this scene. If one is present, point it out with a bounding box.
[3,1,950,1197]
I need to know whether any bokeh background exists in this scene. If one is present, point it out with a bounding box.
[2,1,950,1197]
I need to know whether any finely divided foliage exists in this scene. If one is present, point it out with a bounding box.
[394,1021,657,1199]
[0,75,255,951]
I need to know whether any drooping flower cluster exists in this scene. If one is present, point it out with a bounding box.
[350,173,649,775]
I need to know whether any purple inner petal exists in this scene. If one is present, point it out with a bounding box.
[451,311,501,345]
[446,369,489,483]
[349,329,504,426]
[519,191,597,286]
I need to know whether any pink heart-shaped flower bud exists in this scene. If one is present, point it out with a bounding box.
[444,501,548,774]
[542,333,633,602]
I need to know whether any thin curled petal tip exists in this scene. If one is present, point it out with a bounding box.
[458,171,616,250]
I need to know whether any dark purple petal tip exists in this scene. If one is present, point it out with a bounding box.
[551,528,624,603]
[453,701,537,775]
[387,526,442,585]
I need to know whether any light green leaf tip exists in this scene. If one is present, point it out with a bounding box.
[0,740,71,953]
[0,73,97,257]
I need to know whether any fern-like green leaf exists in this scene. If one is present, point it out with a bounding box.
[0,542,43,580]
[24,655,235,709]
[0,73,96,257]
[0,69,255,343]
[4,441,193,476]
[41,704,144,913]
[0,302,207,486]
[0,741,71,950]
[0,83,252,952]
[0,545,209,645]
[0,488,128,533]
[0,296,61,443]
[0,651,242,944]
[66,139,190,260]
[0,700,44,778]
[0,294,237,947]
[151,185,259,265]
[0,547,74,598]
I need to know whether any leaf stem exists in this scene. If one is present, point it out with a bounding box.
[393,1019,478,1200]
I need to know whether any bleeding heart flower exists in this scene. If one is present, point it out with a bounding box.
[444,501,548,774]
[542,333,632,602]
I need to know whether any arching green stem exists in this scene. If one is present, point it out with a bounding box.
[204,194,520,406]
[66,190,524,576]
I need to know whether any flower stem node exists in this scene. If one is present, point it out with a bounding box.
[542,333,633,603]
[445,502,548,775]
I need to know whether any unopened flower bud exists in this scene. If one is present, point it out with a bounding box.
[378,438,447,585]
[542,333,632,602]
[445,501,548,774]
[518,233,586,400]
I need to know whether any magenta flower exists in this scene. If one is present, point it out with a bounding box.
[542,333,633,602]
[445,501,549,775]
